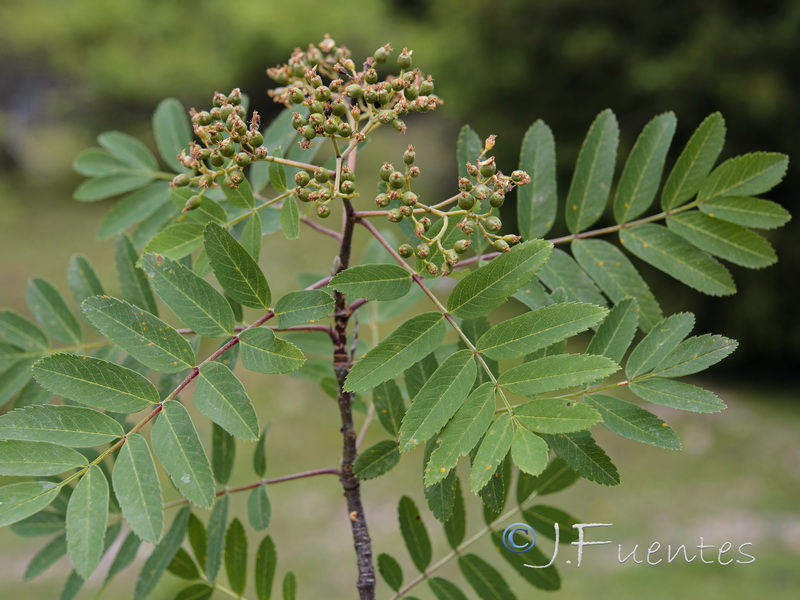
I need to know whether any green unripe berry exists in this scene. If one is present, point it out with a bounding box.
[254,146,268,159]
[377,90,391,105]
[346,84,363,98]
[235,105,247,119]
[403,146,416,165]
[419,216,431,231]
[374,45,391,64]
[461,220,477,235]
[296,187,312,202]
[209,150,225,167]
[397,48,413,69]
[419,78,434,95]
[292,113,308,129]
[511,170,525,183]
[219,142,235,158]
[489,192,505,208]
[364,89,378,104]
[401,191,418,206]
[375,193,390,208]
[398,244,414,258]
[314,167,330,183]
[317,188,332,202]
[341,166,355,181]
[195,111,212,126]
[288,87,303,104]
[503,234,521,244]
[302,125,317,140]
[454,239,472,254]
[248,131,264,147]
[199,148,212,160]
[458,178,473,192]
[471,184,490,199]
[317,204,331,218]
[392,119,406,133]
[484,216,502,231]
[458,194,476,210]
[379,163,394,181]
[308,74,323,88]
[444,249,459,266]
[229,171,244,185]
[210,107,222,121]
[331,100,347,116]
[493,239,510,252]
[235,152,251,167]
[213,92,226,107]
[391,78,405,92]
[480,160,497,177]
[377,110,395,125]
[314,86,331,101]
[201,173,216,187]
[183,195,202,211]
[467,163,479,177]
[323,118,338,135]
[415,243,431,259]
[387,208,403,222]
[365,68,378,84]
[409,166,421,177]
[404,86,419,101]
[309,101,325,114]
[228,89,242,105]
[399,205,413,217]
[309,113,325,126]
[340,180,356,195]
[172,173,191,187]
[426,262,439,276]
[338,122,353,137]
[388,171,405,189]
[295,171,311,187]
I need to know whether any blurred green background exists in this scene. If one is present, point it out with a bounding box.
[1,1,798,598]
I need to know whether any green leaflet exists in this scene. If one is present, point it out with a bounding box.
[537,248,607,306]
[186,513,207,575]
[697,152,789,201]
[585,297,639,364]
[242,211,263,261]
[661,112,726,210]
[650,333,737,378]
[151,400,215,508]
[152,98,192,173]
[73,173,154,202]
[167,547,200,580]
[429,577,469,600]
[513,398,602,434]
[225,518,248,597]
[141,253,236,337]
[97,182,170,240]
[425,382,495,486]
[404,351,438,400]
[240,329,306,374]
[205,494,229,583]
[480,453,511,521]
[469,413,513,493]
[565,109,619,234]
[398,495,432,572]
[373,380,406,437]
[283,571,297,600]
[540,431,620,486]
[112,433,164,543]
[423,464,457,522]
[626,312,695,379]
[614,112,676,223]
[517,458,579,502]
[212,423,236,484]
[99,131,158,171]
[26,277,82,344]
[517,120,557,239]
[448,240,553,319]
[33,353,159,413]
[173,584,213,600]
[510,427,549,476]
[134,506,190,600]
[0,440,87,476]
[330,264,412,301]
[143,223,206,261]
[698,196,791,230]
[629,378,726,413]
[73,147,136,178]
[476,302,607,360]
[274,290,333,328]
[255,535,277,600]
[443,479,466,548]
[620,224,735,296]
[523,505,580,544]
[66,466,109,578]
[0,405,124,447]
[0,308,49,350]
[667,212,776,268]
[24,532,67,580]
[223,177,255,209]
[248,485,271,531]
[171,188,227,226]
[82,296,195,373]
[378,553,404,592]
[205,223,271,309]
[106,530,142,584]
[490,531,561,591]
[195,361,259,440]
[11,510,64,538]
[353,440,400,480]
[512,279,550,310]
[0,357,37,405]
[586,394,681,449]
[280,194,300,240]
[457,125,482,180]
[344,312,445,392]
[0,481,59,527]
[116,234,159,316]
[498,354,619,396]
[67,255,106,304]
[572,239,663,330]
[458,553,516,600]
[399,350,477,451]
[253,426,268,477]
[14,378,52,408]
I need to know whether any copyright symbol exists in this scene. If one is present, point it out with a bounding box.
[502,522,536,553]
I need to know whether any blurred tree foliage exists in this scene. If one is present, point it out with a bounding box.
[1,0,796,376]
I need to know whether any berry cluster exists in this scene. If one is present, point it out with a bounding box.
[267,35,441,146]
[293,165,354,218]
